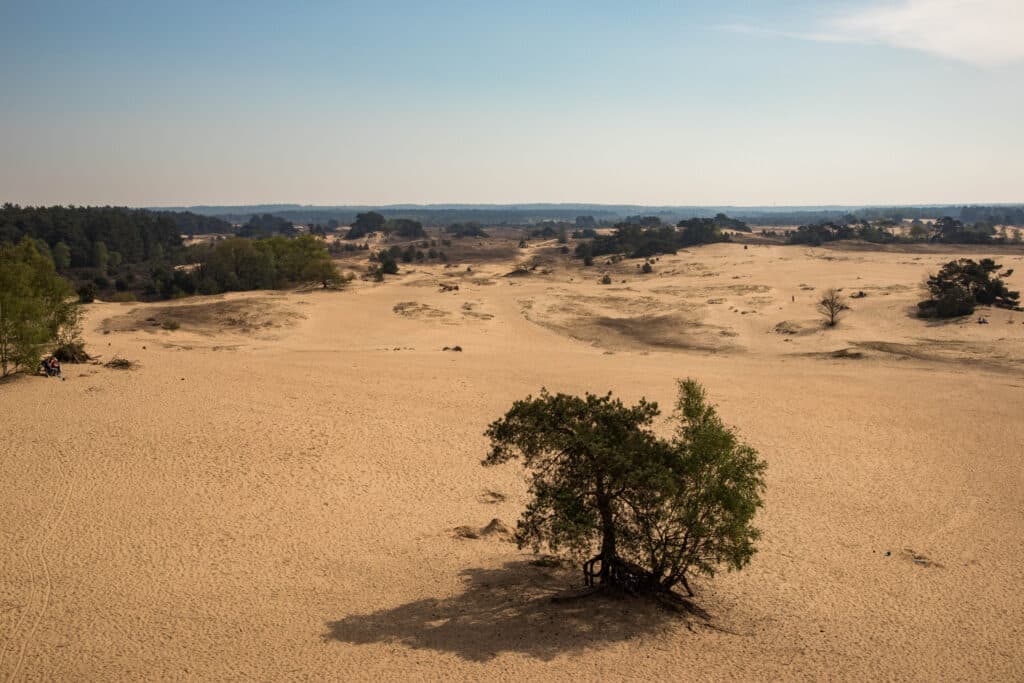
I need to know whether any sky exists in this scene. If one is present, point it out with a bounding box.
[1,0,1022,207]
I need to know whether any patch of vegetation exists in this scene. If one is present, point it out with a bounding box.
[104,355,135,370]
[182,235,342,295]
[483,380,766,598]
[0,238,80,377]
[445,222,489,239]
[577,215,733,261]
[385,218,427,239]
[344,211,386,240]
[52,340,92,363]
[237,213,294,238]
[917,258,1020,318]
[786,216,1011,246]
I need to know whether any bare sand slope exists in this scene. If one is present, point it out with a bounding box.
[2,244,1023,680]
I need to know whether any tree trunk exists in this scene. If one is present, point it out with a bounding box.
[597,494,616,583]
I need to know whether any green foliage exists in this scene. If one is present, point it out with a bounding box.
[371,250,400,280]
[445,222,489,239]
[193,235,341,293]
[385,219,427,239]
[483,380,766,595]
[641,261,653,274]
[345,211,386,240]
[579,216,732,261]
[53,241,71,271]
[92,240,109,271]
[0,238,79,376]
[0,203,182,267]
[918,258,1020,318]
[238,213,294,238]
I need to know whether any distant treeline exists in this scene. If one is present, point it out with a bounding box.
[162,203,1024,229]
[0,204,344,302]
[737,205,1024,227]
[785,217,1022,246]
[0,204,183,267]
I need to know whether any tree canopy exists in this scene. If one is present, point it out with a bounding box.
[345,212,386,240]
[186,235,341,294]
[483,380,766,598]
[0,203,182,268]
[445,222,489,238]
[0,238,79,376]
[577,217,732,260]
[918,258,1020,318]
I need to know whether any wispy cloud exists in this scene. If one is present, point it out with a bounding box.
[722,0,1024,68]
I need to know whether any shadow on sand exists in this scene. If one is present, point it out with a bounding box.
[324,561,681,662]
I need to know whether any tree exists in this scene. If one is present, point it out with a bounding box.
[0,238,78,376]
[918,258,1020,318]
[385,219,426,239]
[346,212,386,240]
[445,222,488,239]
[53,242,71,271]
[817,288,848,327]
[483,380,766,598]
[92,240,109,272]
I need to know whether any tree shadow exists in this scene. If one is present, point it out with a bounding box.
[324,561,680,662]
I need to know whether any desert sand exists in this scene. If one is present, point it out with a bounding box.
[2,241,1023,680]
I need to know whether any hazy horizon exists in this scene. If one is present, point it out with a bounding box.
[3,1,1023,206]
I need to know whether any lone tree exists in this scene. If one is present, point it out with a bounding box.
[483,380,766,599]
[918,258,1020,318]
[817,288,848,327]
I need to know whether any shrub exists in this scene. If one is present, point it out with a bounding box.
[78,283,97,303]
[52,340,92,363]
[600,274,612,285]
[641,262,653,274]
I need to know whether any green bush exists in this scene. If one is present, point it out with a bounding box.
[1,238,79,376]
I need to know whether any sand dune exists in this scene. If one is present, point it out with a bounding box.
[2,243,1023,679]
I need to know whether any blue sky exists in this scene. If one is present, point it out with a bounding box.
[2,1,1022,206]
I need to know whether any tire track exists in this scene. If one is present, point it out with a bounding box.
[2,447,73,682]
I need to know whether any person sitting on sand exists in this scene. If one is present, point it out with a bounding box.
[41,356,62,378]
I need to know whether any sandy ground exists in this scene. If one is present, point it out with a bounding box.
[2,242,1023,680]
